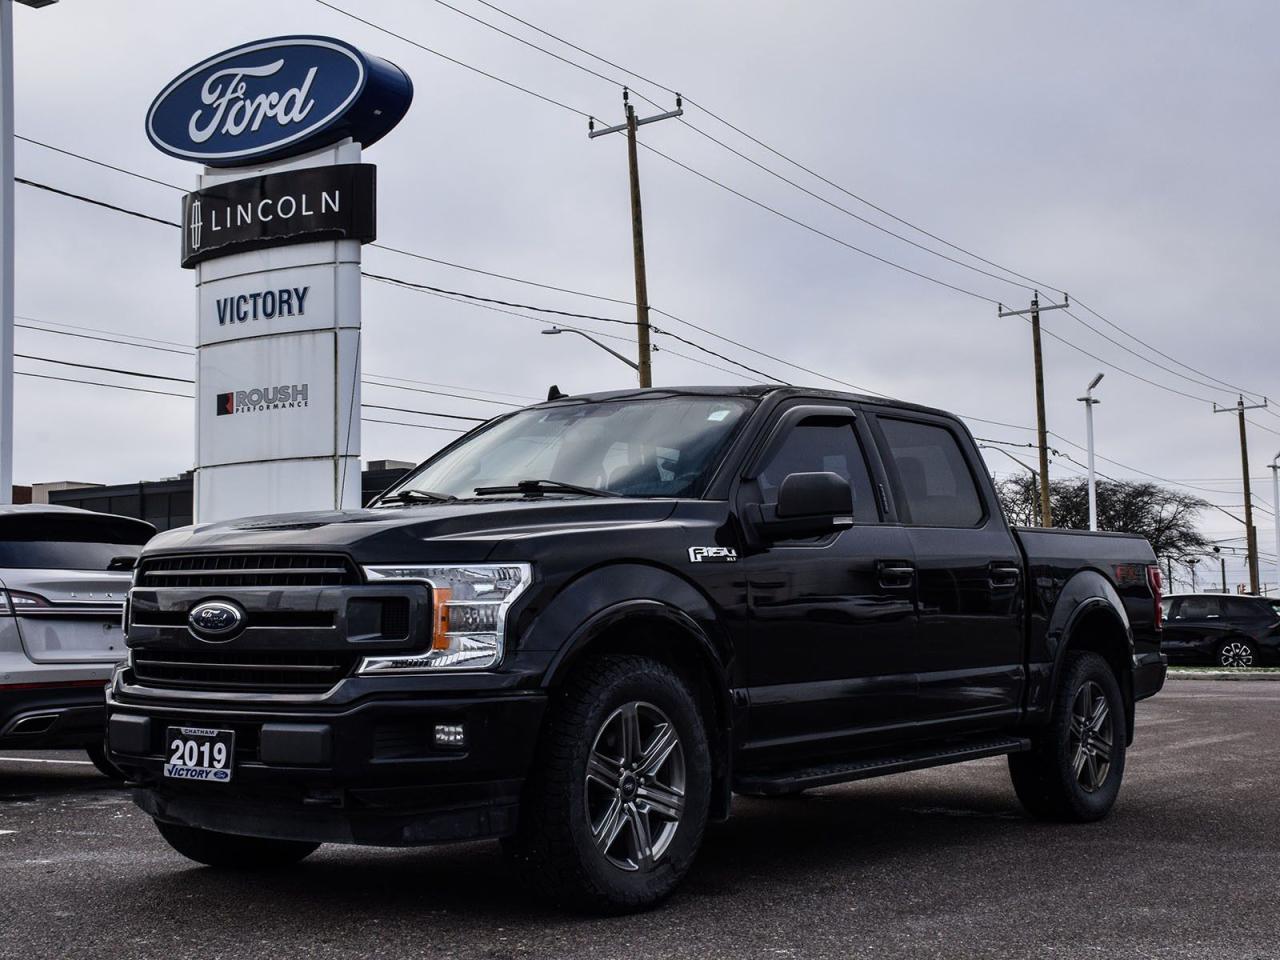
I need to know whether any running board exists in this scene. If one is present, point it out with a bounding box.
[734,736,1032,796]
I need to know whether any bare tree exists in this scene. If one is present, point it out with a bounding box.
[994,476,1210,571]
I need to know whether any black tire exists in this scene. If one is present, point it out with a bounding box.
[1009,651,1127,822]
[154,819,319,869]
[84,742,126,781]
[504,654,712,913]
[1217,637,1257,668]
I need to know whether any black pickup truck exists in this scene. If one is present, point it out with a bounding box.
[107,386,1166,911]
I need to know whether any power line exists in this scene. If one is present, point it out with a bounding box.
[15,177,180,228]
[17,354,193,384]
[456,0,1065,298]
[312,0,595,118]
[17,321,193,355]
[635,141,1003,305]
[361,403,488,423]
[362,416,465,433]
[15,370,191,399]
[16,135,184,192]
[433,0,1274,414]
[369,242,635,307]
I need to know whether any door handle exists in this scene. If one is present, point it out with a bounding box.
[877,560,915,588]
[989,564,1021,589]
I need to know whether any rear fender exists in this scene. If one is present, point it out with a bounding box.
[1044,570,1136,741]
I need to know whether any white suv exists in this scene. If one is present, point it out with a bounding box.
[0,505,154,775]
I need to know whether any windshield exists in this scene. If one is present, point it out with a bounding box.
[384,395,757,501]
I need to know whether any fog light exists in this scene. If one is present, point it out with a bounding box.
[434,723,466,748]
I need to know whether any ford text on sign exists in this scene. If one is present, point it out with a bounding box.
[146,36,413,166]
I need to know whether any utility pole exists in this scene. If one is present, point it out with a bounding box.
[999,291,1070,528]
[1213,395,1268,594]
[1078,372,1104,531]
[589,89,682,388]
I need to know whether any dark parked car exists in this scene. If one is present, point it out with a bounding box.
[106,386,1164,911]
[1160,593,1280,667]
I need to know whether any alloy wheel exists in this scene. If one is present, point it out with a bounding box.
[1069,680,1113,794]
[585,701,686,872]
[1219,641,1254,668]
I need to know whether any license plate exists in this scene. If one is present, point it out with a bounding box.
[164,726,235,783]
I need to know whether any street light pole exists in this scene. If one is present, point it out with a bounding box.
[1271,450,1280,596]
[0,0,57,506]
[1078,372,1104,531]
[541,326,641,373]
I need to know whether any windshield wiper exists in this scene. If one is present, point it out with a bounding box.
[378,489,458,506]
[473,479,618,498]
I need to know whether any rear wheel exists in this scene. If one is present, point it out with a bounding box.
[504,654,711,912]
[1009,651,1126,822]
[154,820,319,869]
[1218,638,1256,668]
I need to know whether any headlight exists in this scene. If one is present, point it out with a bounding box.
[358,564,532,673]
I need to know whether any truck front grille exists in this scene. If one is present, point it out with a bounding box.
[136,553,358,589]
[131,648,358,692]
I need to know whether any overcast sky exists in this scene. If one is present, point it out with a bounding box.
[9,0,1279,587]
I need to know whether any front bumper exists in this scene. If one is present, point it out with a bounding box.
[106,685,546,847]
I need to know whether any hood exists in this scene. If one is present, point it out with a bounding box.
[144,497,681,564]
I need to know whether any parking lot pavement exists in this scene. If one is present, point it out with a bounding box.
[1,680,1277,960]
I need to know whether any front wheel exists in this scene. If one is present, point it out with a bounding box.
[154,819,319,869]
[504,654,712,913]
[1009,651,1127,822]
[85,742,126,781]
[1218,638,1257,668]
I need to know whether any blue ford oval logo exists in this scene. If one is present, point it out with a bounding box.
[146,35,413,167]
[187,600,245,641]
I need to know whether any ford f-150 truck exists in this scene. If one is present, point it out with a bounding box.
[107,386,1165,911]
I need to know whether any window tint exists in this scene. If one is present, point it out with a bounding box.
[1224,597,1271,621]
[1176,597,1222,620]
[756,420,879,523]
[879,418,984,527]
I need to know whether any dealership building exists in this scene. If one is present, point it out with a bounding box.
[30,460,414,532]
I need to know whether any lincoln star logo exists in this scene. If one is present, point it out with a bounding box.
[188,197,202,250]
[187,600,245,641]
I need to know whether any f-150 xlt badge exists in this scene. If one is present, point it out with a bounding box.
[689,546,738,563]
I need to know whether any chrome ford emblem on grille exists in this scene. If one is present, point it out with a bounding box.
[187,600,245,641]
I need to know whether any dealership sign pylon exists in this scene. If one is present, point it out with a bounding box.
[146,36,412,523]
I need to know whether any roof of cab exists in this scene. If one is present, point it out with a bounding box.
[535,385,959,422]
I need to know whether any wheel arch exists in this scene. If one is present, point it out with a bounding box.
[530,564,737,820]
[1046,571,1136,744]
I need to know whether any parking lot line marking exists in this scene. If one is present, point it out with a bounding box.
[0,756,94,766]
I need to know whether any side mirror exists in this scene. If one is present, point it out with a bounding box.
[750,471,854,541]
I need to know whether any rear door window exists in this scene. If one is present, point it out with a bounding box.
[1224,597,1270,621]
[878,417,984,527]
[1175,597,1222,621]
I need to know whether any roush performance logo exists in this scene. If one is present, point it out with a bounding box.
[216,384,309,417]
